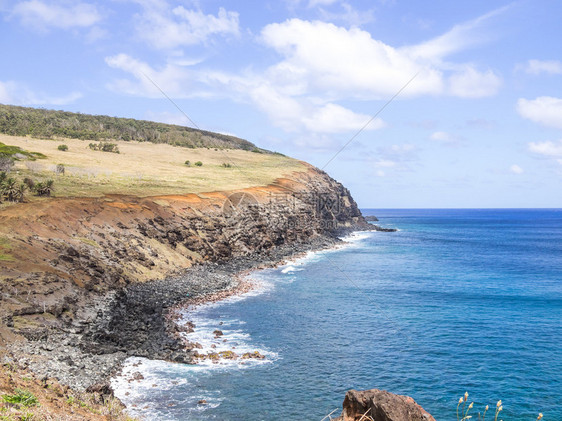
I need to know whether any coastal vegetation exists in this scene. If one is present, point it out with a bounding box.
[0,104,267,152]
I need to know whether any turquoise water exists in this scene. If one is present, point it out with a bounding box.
[114,209,562,420]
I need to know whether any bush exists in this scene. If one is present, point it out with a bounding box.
[184,160,190,166]
[23,177,35,190]
[194,161,203,167]
[56,164,65,175]
[221,163,232,168]
[89,142,119,154]
[34,179,54,197]
[57,144,68,151]
[0,177,26,202]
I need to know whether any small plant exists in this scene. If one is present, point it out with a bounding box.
[456,392,542,421]
[184,160,190,166]
[57,144,68,151]
[194,161,203,167]
[56,164,65,175]
[2,388,39,408]
[221,163,232,168]
[34,179,54,197]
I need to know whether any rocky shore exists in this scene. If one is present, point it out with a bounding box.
[4,236,341,392]
[1,166,379,398]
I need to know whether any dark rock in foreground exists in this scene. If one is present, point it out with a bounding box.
[335,389,435,421]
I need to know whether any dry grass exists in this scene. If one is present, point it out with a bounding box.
[1,134,305,198]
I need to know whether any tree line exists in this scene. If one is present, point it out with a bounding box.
[0,104,266,152]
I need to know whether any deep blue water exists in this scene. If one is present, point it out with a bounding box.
[114,209,562,420]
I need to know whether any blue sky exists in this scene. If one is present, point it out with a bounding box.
[1,0,561,208]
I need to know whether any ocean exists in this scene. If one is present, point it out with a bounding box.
[112,209,562,420]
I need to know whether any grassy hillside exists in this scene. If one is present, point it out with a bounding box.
[0,104,266,152]
[0,134,305,198]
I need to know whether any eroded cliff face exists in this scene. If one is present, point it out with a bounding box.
[0,165,368,380]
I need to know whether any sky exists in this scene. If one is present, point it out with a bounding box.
[1,0,561,208]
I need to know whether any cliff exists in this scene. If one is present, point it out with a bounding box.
[0,164,369,391]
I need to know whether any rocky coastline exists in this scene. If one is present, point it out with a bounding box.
[5,235,342,392]
[1,166,376,397]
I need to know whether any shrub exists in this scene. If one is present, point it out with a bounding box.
[89,142,119,154]
[194,161,203,166]
[57,144,68,151]
[56,164,65,175]
[0,177,26,202]
[23,177,35,190]
[221,163,232,168]
[34,179,54,197]
[184,160,190,166]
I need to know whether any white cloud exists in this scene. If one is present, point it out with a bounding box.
[301,103,384,133]
[11,0,102,30]
[517,97,562,129]
[429,131,464,144]
[105,54,193,98]
[0,80,81,105]
[132,2,239,49]
[521,59,562,75]
[260,9,504,100]
[510,164,523,174]
[106,6,506,137]
[448,66,501,98]
[260,19,444,99]
[246,82,384,134]
[407,6,508,61]
[528,140,562,158]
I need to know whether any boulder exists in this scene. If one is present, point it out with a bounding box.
[335,389,434,421]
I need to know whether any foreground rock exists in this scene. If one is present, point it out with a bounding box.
[335,389,435,421]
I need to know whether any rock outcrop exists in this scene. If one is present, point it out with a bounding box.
[335,389,435,421]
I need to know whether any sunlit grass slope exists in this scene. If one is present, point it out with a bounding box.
[1,134,306,198]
